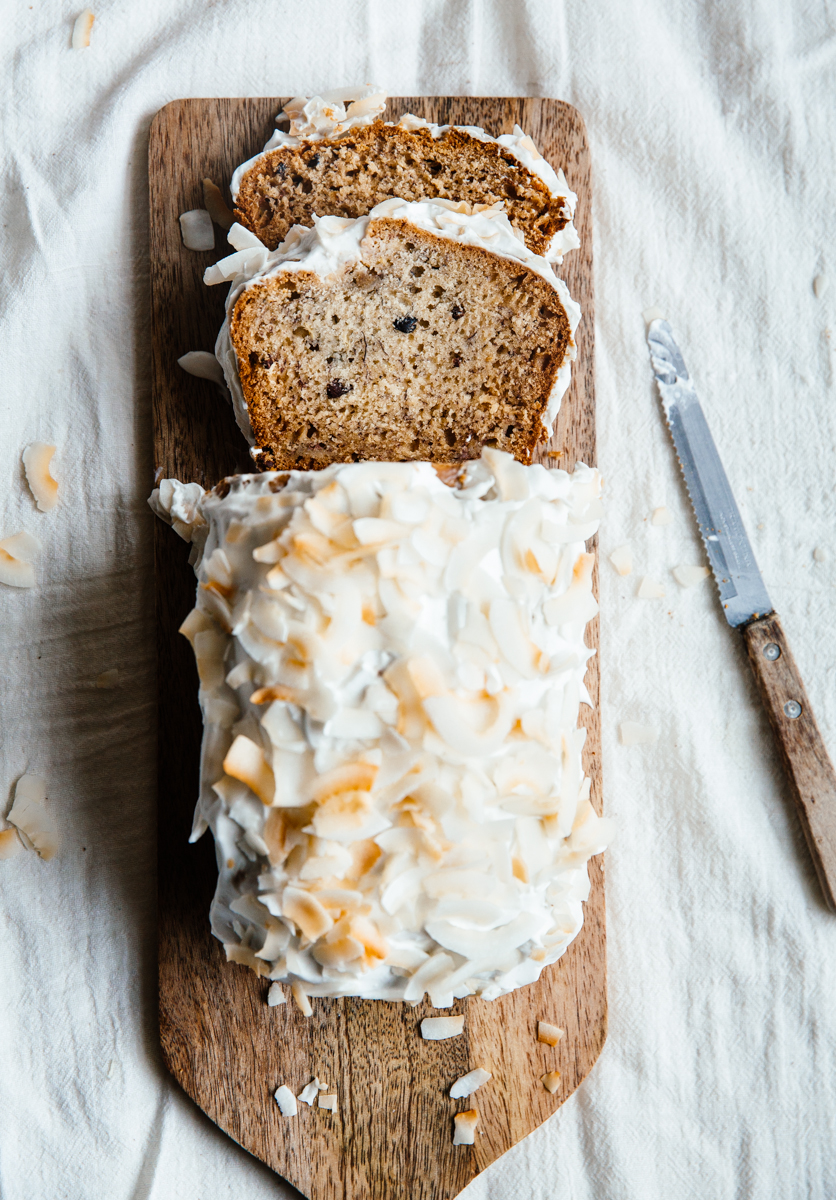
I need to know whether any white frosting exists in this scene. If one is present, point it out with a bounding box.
[149,451,613,1006]
[204,201,581,450]
[229,90,578,264]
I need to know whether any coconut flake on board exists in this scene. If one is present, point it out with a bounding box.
[318,1094,338,1112]
[298,1078,322,1106]
[274,1085,297,1115]
[179,210,215,252]
[453,1110,479,1146]
[421,1016,465,1041]
[267,982,286,1006]
[541,1070,561,1094]
[22,444,59,512]
[449,1068,492,1099]
[203,178,235,230]
[537,1021,564,1046]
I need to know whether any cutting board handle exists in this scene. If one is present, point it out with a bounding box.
[744,613,836,911]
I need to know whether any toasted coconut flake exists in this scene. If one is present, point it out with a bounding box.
[267,982,286,1007]
[609,544,632,576]
[651,506,673,526]
[222,734,275,804]
[96,669,118,689]
[672,565,710,588]
[619,721,658,746]
[453,1109,479,1146]
[537,1021,564,1046]
[283,887,334,940]
[0,549,36,589]
[318,1094,338,1112]
[450,1068,492,1099]
[274,1084,297,1115]
[202,178,235,230]
[0,827,23,859]
[291,981,313,1016]
[8,774,59,860]
[541,1070,561,1094]
[298,1078,321,1105]
[420,1015,465,1041]
[178,351,227,388]
[71,8,94,48]
[179,209,215,252]
[22,444,59,511]
[0,531,41,562]
[637,575,665,599]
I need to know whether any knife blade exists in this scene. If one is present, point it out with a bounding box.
[647,316,836,911]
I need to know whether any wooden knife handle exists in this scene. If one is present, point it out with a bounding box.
[744,613,836,911]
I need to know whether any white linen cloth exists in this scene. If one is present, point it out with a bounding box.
[1,1,835,1196]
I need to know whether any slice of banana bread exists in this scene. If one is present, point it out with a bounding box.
[206,199,581,471]
[231,91,579,264]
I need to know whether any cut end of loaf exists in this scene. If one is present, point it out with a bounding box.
[235,120,569,259]
[231,217,572,471]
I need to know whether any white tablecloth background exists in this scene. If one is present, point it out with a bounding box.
[2,2,835,1196]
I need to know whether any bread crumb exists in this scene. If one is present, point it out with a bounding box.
[609,544,632,576]
[420,1015,464,1040]
[274,1084,297,1116]
[637,576,665,599]
[672,565,709,588]
[651,506,673,526]
[291,981,313,1016]
[453,1109,479,1146]
[619,721,658,746]
[71,9,94,48]
[267,982,286,1007]
[537,1021,565,1046]
[450,1067,492,1099]
[179,209,215,252]
[96,669,118,689]
[541,1070,561,1094]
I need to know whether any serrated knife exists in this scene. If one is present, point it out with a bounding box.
[647,317,836,910]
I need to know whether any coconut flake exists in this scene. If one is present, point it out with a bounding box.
[222,735,275,805]
[609,544,632,576]
[291,981,313,1016]
[0,828,23,859]
[420,1015,464,1041]
[179,209,215,252]
[541,1070,561,1094]
[643,306,666,324]
[178,351,227,389]
[0,531,41,562]
[651,506,673,526]
[267,982,286,1007]
[672,565,710,588]
[453,1109,479,1146]
[71,9,94,48]
[537,1021,564,1046]
[202,178,235,230]
[274,1084,297,1115]
[814,274,828,299]
[22,444,59,512]
[318,1094,338,1111]
[96,669,118,689]
[0,547,36,589]
[637,576,665,599]
[298,1078,321,1105]
[449,1068,492,1099]
[619,721,658,746]
[7,775,59,860]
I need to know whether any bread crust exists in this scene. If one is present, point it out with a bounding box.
[229,217,572,471]
[235,121,568,259]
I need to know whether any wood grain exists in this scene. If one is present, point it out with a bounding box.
[150,96,604,1199]
[743,613,836,910]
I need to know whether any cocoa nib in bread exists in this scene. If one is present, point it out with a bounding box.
[230,218,573,471]
[235,121,570,260]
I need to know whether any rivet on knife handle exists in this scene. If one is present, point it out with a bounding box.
[744,614,836,910]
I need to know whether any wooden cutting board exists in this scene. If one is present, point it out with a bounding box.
[150,96,604,1200]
